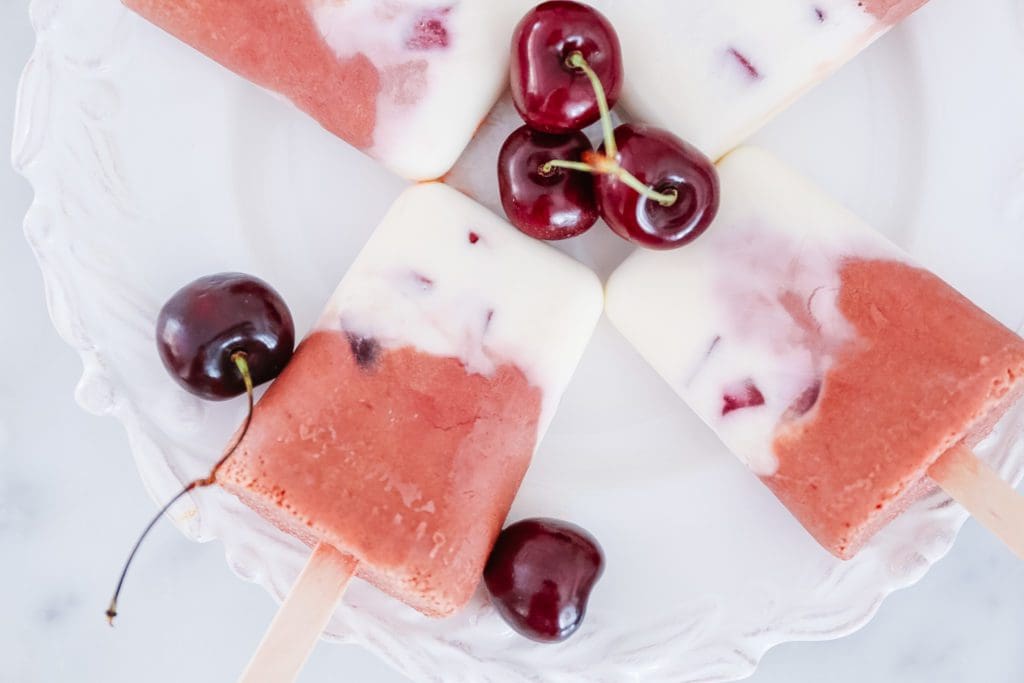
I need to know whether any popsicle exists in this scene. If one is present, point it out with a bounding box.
[122,0,530,180]
[606,147,1024,559]
[594,0,930,159]
[218,182,602,624]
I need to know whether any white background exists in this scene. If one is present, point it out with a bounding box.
[2,1,1023,681]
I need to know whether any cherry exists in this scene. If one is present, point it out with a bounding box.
[108,273,295,625]
[595,124,720,250]
[498,125,599,240]
[510,1,623,133]
[484,518,604,643]
[156,273,295,400]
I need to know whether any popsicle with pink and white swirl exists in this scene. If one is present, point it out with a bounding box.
[123,0,530,180]
[606,148,1024,559]
[596,0,930,159]
[218,183,602,617]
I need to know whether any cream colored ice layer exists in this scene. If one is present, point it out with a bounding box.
[219,183,602,615]
[124,0,530,180]
[594,0,928,159]
[318,182,603,431]
[606,148,1024,558]
[608,148,902,476]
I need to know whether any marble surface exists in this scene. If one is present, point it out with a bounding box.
[2,2,1023,682]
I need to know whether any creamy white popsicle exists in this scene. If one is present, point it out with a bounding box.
[606,148,1024,558]
[219,183,603,616]
[124,0,531,180]
[594,0,929,159]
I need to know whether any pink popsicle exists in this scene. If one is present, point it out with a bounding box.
[218,183,602,614]
[607,148,1024,558]
[123,0,528,180]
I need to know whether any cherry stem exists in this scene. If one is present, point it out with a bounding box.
[105,352,255,627]
[541,155,679,207]
[612,168,679,207]
[566,51,617,158]
[551,53,677,208]
[541,159,599,175]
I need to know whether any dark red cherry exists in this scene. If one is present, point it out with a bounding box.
[498,125,599,240]
[156,273,295,400]
[596,123,720,250]
[484,518,604,643]
[510,1,623,133]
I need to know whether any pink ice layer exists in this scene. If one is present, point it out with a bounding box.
[218,330,542,617]
[766,259,1024,559]
[861,0,931,23]
[124,0,382,149]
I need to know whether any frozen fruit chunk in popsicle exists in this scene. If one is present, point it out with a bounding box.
[596,0,929,159]
[218,183,602,616]
[606,147,1024,559]
[123,0,530,180]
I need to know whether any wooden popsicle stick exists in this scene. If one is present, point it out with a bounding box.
[238,542,358,683]
[928,444,1024,560]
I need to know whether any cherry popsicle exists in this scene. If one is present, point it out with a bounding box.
[597,0,932,160]
[607,147,1024,560]
[123,0,532,180]
[225,183,602,681]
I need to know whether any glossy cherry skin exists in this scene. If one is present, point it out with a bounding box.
[596,124,720,250]
[510,1,623,133]
[156,273,295,400]
[498,125,599,240]
[484,518,604,643]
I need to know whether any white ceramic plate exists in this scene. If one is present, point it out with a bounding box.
[14,1,1024,681]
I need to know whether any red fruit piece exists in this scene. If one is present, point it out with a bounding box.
[783,381,822,421]
[722,379,766,416]
[728,47,761,80]
[406,6,451,50]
